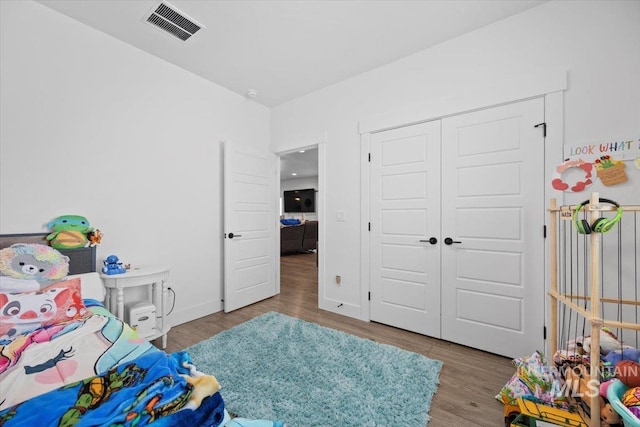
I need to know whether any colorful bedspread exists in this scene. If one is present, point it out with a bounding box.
[0,304,225,426]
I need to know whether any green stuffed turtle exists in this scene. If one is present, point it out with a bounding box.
[46,214,94,249]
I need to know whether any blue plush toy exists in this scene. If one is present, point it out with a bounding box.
[603,348,640,366]
[102,254,127,275]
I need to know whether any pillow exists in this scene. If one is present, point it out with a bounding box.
[496,350,564,405]
[0,276,40,293]
[0,278,88,340]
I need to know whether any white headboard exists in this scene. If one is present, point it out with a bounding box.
[68,272,105,302]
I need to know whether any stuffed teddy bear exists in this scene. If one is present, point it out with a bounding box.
[0,243,70,292]
[577,327,623,356]
[0,244,76,339]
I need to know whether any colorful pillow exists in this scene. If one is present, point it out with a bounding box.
[0,278,88,340]
[496,350,565,405]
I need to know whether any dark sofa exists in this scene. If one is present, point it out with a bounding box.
[281,221,318,255]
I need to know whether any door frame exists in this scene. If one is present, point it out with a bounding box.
[276,137,326,309]
[360,70,566,354]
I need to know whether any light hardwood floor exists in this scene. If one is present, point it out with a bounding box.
[157,252,514,426]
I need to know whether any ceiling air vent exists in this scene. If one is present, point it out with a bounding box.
[144,2,203,42]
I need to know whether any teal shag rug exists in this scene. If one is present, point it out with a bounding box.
[186,311,442,427]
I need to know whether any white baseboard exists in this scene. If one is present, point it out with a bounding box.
[168,299,222,327]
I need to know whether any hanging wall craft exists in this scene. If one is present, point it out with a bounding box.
[551,158,593,192]
[562,136,639,187]
[594,155,628,186]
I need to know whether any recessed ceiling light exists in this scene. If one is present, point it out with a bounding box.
[298,150,305,153]
[291,173,297,176]
[246,89,258,98]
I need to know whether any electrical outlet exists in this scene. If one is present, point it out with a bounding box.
[335,275,341,285]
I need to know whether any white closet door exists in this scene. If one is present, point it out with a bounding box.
[440,98,545,358]
[369,120,442,337]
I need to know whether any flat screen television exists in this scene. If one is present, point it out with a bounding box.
[283,188,315,213]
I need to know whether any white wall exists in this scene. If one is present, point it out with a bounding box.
[2,0,638,330]
[271,0,640,319]
[280,176,319,221]
[0,1,270,325]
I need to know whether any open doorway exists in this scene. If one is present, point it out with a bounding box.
[278,145,322,302]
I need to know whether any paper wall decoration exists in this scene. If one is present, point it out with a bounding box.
[564,137,640,163]
[552,158,593,192]
[595,155,628,186]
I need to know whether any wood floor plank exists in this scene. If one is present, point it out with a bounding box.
[156,252,514,426]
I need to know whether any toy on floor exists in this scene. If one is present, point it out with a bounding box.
[576,327,623,356]
[496,350,564,406]
[46,214,94,249]
[563,364,622,425]
[616,360,640,388]
[604,348,640,366]
[0,243,70,291]
[102,255,127,275]
[505,396,587,427]
[621,386,640,418]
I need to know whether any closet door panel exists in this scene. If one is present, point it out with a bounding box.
[440,98,545,358]
[369,120,441,337]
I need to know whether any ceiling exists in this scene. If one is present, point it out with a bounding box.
[36,0,546,180]
[37,0,547,108]
[280,148,318,181]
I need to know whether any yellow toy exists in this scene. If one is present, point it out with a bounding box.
[505,396,587,427]
[180,359,220,409]
[181,374,220,409]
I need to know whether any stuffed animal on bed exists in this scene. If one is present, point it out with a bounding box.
[0,244,87,340]
[46,214,94,249]
[0,243,70,292]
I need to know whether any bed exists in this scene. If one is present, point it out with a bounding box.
[0,236,229,426]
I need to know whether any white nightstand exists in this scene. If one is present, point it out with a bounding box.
[100,266,171,349]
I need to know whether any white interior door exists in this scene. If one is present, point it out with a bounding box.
[369,121,441,337]
[224,141,278,312]
[440,98,545,358]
